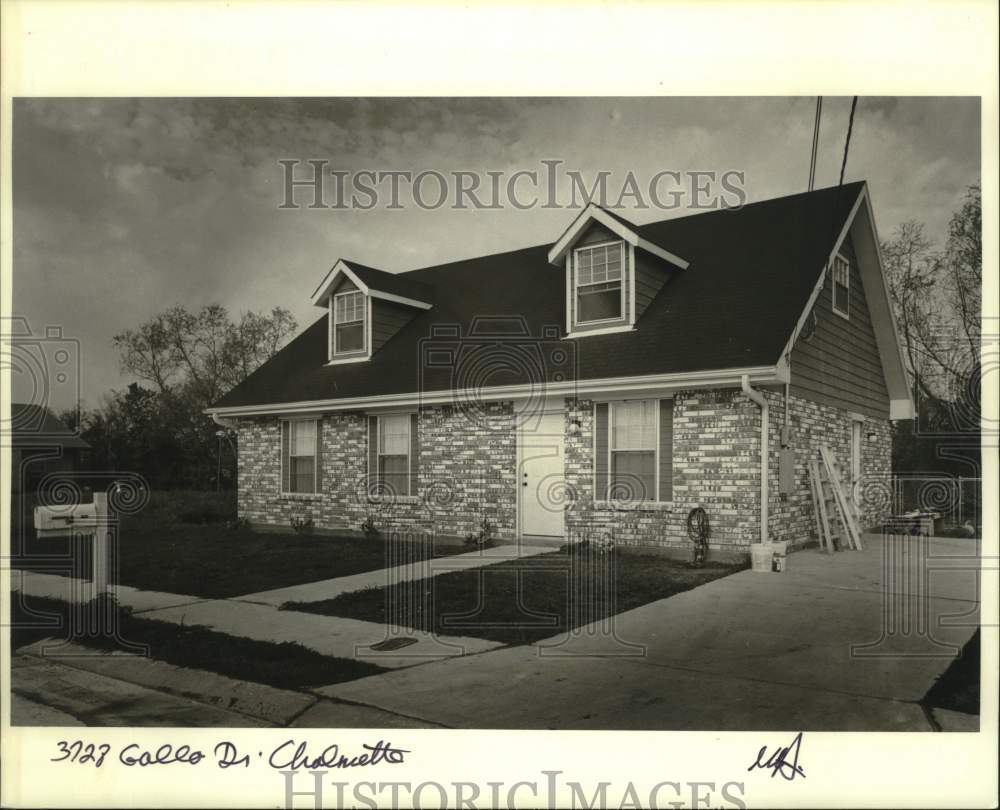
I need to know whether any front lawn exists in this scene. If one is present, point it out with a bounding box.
[284,545,745,645]
[11,491,470,599]
[12,595,385,689]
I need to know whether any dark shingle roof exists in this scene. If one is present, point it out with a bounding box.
[214,182,865,409]
[9,403,90,448]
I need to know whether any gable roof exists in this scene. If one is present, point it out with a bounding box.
[213,181,907,414]
[546,202,690,268]
[9,403,89,448]
[310,259,433,309]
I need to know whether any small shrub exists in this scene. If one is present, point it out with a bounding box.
[464,516,496,549]
[290,515,314,535]
[226,516,251,531]
[581,532,615,554]
[360,513,380,539]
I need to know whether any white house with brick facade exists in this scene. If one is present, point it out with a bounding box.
[208,181,912,558]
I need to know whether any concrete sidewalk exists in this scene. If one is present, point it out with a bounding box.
[11,569,202,613]
[10,642,440,728]
[234,542,553,607]
[317,534,982,730]
[142,597,503,667]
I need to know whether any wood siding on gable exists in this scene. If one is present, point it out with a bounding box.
[371,299,417,353]
[331,276,358,295]
[634,249,672,320]
[789,235,890,419]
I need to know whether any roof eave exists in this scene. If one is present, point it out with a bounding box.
[206,363,784,417]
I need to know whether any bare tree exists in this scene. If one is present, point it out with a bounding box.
[113,304,297,411]
[881,185,982,403]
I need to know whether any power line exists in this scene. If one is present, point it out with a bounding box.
[838,96,859,186]
[808,97,822,191]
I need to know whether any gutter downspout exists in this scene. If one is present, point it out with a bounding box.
[211,413,238,431]
[741,375,769,544]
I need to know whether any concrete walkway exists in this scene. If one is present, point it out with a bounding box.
[316,534,982,730]
[12,567,505,668]
[233,542,553,607]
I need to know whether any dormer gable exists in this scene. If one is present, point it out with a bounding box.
[548,204,690,337]
[310,259,432,365]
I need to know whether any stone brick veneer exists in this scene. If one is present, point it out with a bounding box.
[564,390,762,555]
[236,388,891,553]
[236,401,517,540]
[766,390,892,545]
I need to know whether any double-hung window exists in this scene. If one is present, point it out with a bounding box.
[575,241,624,325]
[282,419,318,494]
[377,414,411,496]
[609,400,657,500]
[333,290,367,355]
[832,254,850,318]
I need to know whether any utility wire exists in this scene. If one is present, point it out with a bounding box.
[808,97,823,191]
[838,96,859,186]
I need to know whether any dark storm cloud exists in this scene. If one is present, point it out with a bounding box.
[11,97,980,408]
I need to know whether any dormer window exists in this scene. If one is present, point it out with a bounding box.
[575,241,625,326]
[333,290,367,355]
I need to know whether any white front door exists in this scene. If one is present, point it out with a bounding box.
[519,410,566,538]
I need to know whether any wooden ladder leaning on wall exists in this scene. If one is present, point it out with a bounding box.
[808,444,864,553]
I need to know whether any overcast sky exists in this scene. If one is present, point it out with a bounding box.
[11,97,980,411]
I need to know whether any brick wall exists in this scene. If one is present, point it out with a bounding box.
[235,388,892,552]
[767,390,893,544]
[235,401,517,540]
[564,390,761,555]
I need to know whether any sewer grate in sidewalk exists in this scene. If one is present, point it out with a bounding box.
[369,637,420,652]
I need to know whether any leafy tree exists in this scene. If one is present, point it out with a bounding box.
[78,305,297,489]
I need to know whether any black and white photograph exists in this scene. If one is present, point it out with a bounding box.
[1,3,997,809]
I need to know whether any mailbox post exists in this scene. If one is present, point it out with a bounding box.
[33,491,110,600]
[92,492,109,597]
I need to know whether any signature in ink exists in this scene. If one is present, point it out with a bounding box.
[747,732,806,780]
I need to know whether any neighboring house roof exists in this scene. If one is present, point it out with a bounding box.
[213,181,905,414]
[9,403,89,448]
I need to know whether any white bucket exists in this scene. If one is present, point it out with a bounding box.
[750,541,788,573]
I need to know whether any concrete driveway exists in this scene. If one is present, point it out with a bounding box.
[317,534,981,730]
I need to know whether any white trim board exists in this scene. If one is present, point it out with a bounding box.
[207,364,783,418]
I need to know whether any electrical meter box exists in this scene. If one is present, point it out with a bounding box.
[779,448,796,494]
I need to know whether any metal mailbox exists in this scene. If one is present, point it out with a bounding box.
[31,492,110,594]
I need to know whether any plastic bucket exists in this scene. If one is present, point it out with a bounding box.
[750,541,788,573]
[750,544,773,572]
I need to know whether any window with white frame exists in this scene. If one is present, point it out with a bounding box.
[333,290,367,355]
[378,414,411,496]
[282,419,318,494]
[832,254,850,318]
[610,400,656,500]
[575,241,625,325]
